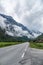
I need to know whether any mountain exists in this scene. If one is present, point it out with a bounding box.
[32,33,43,42]
[0,13,42,41]
[31,30,42,38]
[36,34,43,42]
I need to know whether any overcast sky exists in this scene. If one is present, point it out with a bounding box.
[0,0,43,32]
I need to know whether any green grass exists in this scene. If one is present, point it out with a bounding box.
[30,42,43,49]
[0,42,23,48]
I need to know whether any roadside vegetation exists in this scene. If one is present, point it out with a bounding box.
[0,42,24,48]
[30,42,43,49]
[30,34,43,49]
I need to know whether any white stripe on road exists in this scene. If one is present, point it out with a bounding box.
[21,44,28,58]
[22,52,25,58]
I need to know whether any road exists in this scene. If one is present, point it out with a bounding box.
[0,42,29,65]
[30,48,43,65]
[0,42,43,65]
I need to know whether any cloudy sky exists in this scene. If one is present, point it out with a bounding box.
[0,0,43,32]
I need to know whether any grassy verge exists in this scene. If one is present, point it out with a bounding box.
[30,42,43,49]
[0,42,24,48]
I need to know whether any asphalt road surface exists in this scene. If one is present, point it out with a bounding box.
[0,42,43,65]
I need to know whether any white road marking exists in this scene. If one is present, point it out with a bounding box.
[25,46,28,52]
[21,44,28,58]
[22,52,25,58]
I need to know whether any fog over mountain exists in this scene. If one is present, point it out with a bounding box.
[0,0,43,33]
[0,14,41,39]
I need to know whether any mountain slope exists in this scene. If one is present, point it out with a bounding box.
[36,34,43,42]
[0,13,42,41]
[0,14,32,33]
[0,14,34,38]
[0,27,29,42]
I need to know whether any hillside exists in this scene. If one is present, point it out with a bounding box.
[0,13,42,42]
[33,34,43,42]
[0,27,29,42]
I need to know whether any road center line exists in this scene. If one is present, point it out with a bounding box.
[21,44,28,58]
